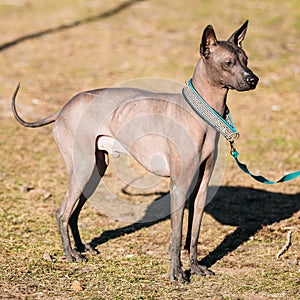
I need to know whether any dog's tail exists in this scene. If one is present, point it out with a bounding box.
[11,83,59,128]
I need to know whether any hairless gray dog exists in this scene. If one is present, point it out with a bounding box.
[12,21,258,282]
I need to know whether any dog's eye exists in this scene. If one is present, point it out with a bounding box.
[222,58,236,70]
[224,60,233,67]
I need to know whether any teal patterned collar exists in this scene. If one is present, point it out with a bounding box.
[182,79,239,142]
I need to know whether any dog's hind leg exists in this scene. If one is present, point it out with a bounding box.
[68,150,108,255]
[55,138,107,262]
[56,175,86,261]
[68,195,90,253]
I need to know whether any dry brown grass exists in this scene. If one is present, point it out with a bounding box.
[0,0,299,299]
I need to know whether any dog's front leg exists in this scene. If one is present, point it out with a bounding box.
[188,163,215,277]
[168,150,204,282]
[169,184,187,282]
[189,200,214,276]
[168,162,199,283]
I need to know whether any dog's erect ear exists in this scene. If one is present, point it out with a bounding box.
[200,25,218,58]
[228,20,249,48]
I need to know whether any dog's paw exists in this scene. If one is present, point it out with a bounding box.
[84,244,99,255]
[169,266,189,283]
[191,262,215,276]
[66,250,87,262]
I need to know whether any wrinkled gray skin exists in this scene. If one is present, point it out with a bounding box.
[12,21,258,282]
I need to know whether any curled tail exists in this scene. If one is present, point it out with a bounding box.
[11,83,59,128]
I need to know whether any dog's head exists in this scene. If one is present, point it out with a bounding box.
[200,20,259,91]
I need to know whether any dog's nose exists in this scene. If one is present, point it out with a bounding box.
[246,74,259,88]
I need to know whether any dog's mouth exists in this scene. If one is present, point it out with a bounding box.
[226,81,258,91]
[226,84,246,91]
[226,74,259,91]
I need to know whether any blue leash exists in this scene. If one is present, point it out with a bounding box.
[230,143,300,184]
[182,79,300,184]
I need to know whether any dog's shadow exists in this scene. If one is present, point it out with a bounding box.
[200,186,299,267]
[89,186,300,269]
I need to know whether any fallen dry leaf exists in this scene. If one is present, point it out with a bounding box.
[71,280,83,292]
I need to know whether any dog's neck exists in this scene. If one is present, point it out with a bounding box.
[191,59,228,116]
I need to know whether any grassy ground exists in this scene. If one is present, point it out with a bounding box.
[0,0,299,299]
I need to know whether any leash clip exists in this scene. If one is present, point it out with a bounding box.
[230,141,239,159]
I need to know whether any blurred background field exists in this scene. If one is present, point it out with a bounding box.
[0,1,299,299]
